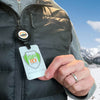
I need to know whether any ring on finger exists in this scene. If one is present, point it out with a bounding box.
[72,73,78,82]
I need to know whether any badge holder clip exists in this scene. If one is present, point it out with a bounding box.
[16,29,31,49]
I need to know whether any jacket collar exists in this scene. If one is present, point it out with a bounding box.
[0,0,54,7]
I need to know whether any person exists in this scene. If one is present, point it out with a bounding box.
[0,0,95,100]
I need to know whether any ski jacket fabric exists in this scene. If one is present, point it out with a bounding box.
[0,0,96,100]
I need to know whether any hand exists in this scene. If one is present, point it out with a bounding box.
[39,55,94,97]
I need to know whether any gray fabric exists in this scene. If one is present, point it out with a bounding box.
[0,0,96,99]
[70,24,83,60]
[70,23,89,67]
[0,0,56,15]
[0,0,36,15]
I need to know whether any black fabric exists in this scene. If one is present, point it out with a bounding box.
[0,1,72,100]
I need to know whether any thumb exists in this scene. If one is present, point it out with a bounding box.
[38,70,54,80]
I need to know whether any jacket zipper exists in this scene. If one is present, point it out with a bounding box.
[9,4,37,100]
[1,3,23,100]
[1,2,50,100]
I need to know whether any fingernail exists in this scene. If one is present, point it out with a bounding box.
[45,72,50,79]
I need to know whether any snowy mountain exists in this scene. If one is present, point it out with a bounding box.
[81,48,100,65]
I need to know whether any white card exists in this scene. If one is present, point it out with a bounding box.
[19,45,46,80]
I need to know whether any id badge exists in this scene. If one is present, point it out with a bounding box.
[19,45,46,80]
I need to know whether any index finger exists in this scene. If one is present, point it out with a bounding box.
[40,55,75,80]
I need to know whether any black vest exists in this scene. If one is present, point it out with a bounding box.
[0,1,72,100]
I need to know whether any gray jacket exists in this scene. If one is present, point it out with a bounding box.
[0,0,96,100]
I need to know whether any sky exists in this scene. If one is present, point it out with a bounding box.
[55,0,100,49]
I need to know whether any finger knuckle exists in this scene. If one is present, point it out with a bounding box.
[70,89,76,94]
[68,54,75,59]
[85,76,94,90]
[65,76,73,86]
[58,67,65,76]
[78,60,84,65]
[54,56,62,62]
[84,67,90,76]
[77,60,84,68]
[72,85,79,92]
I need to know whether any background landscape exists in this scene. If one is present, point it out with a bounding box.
[55,0,100,66]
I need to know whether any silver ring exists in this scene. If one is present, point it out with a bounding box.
[72,73,78,82]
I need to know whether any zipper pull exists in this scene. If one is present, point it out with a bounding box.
[17,19,20,26]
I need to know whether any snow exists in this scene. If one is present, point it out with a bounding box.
[88,66,100,100]
[81,47,99,57]
[81,47,100,64]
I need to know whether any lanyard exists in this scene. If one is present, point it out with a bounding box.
[16,0,31,49]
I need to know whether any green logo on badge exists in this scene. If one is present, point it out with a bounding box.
[24,51,40,69]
